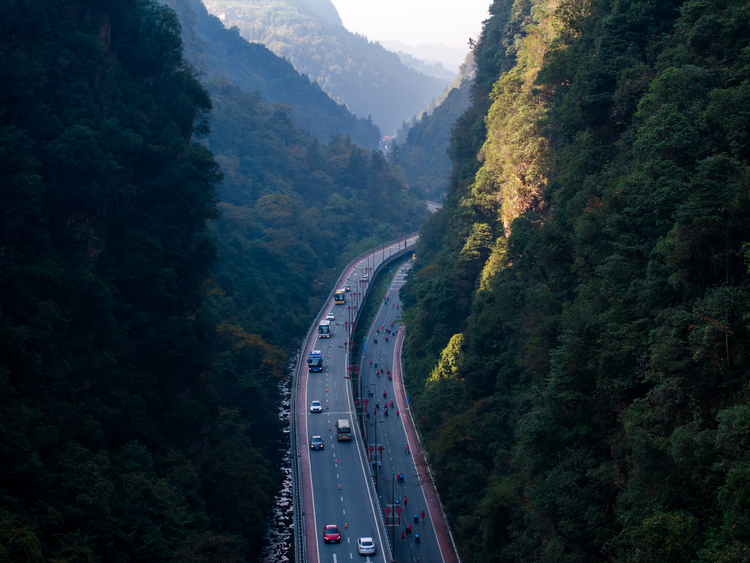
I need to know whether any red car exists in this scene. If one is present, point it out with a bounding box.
[323,524,341,543]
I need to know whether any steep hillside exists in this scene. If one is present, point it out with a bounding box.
[395,52,476,199]
[202,0,449,134]
[403,0,750,561]
[0,0,276,560]
[203,79,428,347]
[164,0,381,149]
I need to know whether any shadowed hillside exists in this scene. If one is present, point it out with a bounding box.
[165,0,381,149]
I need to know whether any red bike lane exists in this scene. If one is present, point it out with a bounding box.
[392,327,460,563]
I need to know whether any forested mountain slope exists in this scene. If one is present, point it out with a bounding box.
[395,52,476,199]
[201,0,450,134]
[0,1,250,560]
[402,0,750,561]
[0,0,426,561]
[203,79,427,349]
[164,0,381,149]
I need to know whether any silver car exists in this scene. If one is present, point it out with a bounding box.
[357,537,376,555]
[310,400,322,413]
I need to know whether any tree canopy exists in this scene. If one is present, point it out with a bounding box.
[402,0,750,561]
[0,0,427,561]
[165,0,382,150]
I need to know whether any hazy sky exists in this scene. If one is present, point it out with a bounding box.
[329,0,491,49]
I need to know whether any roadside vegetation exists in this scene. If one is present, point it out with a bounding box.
[0,1,426,560]
[402,0,750,561]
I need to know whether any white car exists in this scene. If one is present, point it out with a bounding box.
[357,537,376,555]
[326,312,335,321]
[310,400,322,413]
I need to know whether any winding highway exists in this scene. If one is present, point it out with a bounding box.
[294,236,457,563]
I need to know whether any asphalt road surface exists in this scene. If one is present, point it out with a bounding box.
[299,239,417,563]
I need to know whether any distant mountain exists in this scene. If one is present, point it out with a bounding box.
[164,0,381,149]
[381,40,469,73]
[203,0,450,135]
[394,51,476,199]
[393,51,456,82]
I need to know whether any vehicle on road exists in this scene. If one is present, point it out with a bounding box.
[344,285,351,292]
[323,524,341,543]
[335,290,346,305]
[308,350,323,373]
[357,537,376,555]
[362,275,368,282]
[336,419,352,441]
[310,400,322,413]
[310,436,324,450]
[318,320,331,338]
[326,312,336,321]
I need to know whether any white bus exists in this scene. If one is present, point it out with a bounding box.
[318,320,331,338]
[336,419,352,441]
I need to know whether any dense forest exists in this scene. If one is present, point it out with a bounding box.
[395,52,476,200]
[202,78,427,349]
[0,0,425,561]
[164,0,382,150]
[202,0,450,134]
[402,0,750,562]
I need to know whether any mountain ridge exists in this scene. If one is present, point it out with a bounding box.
[380,40,470,72]
[203,0,449,134]
[164,0,381,149]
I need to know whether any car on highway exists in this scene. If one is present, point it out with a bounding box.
[361,275,368,282]
[344,285,351,292]
[323,524,341,543]
[310,436,324,450]
[326,312,335,321]
[357,537,376,555]
[310,400,322,413]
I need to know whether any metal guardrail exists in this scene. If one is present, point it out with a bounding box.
[290,234,418,563]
